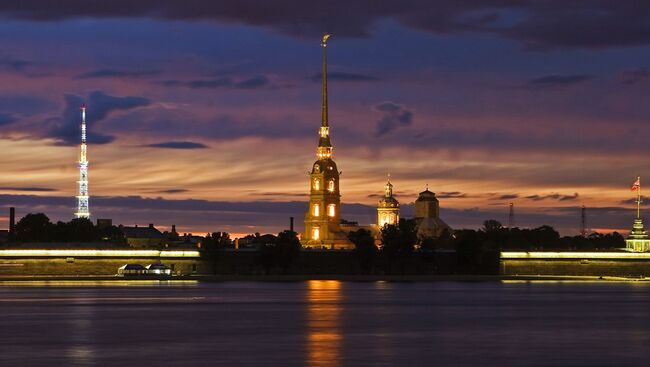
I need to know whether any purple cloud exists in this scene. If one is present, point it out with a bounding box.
[526,75,593,89]
[617,67,650,85]
[158,75,270,89]
[310,72,379,82]
[2,2,649,50]
[76,68,161,79]
[375,102,413,137]
[48,91,151,145]
[145,141,208,149]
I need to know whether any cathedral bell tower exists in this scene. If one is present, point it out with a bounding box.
[302,34,346,249]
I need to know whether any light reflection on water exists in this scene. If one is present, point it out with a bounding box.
[2,281,650,366]
[306,281,342,367]
[66,306,96,367]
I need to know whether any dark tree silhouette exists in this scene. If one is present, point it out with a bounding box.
[454,229,484,273]
[258,242,277,275]
[275,230,301,273]
[66,218,98,242]
[482,219,503,233]
[14,213,53,242]
[212,232,232,248]
[381,218,418,274]
[201,231,232,275]
[348,228,377,273]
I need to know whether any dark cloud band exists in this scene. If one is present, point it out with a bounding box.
[1,2,649,50]
[145,141,208,149]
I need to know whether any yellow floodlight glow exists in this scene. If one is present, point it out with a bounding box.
[500,252,650,259]
[0,249,200,258]
[160,250,200,258]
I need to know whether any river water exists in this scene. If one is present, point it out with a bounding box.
[1,280,649,366]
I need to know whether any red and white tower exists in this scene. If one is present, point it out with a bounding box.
[75,104,90,219]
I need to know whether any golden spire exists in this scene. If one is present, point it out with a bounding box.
[321,33,330,127]
[316,33,333,160]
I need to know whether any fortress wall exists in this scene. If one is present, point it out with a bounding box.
[0,249,460,276]
[0,250,207,276]
[500,252,650,277]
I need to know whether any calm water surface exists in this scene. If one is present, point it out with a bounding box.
[1,280,649,366]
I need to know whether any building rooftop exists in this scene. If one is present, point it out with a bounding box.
[120,225,163,239]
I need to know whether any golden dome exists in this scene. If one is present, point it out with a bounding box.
[312,159,338,174]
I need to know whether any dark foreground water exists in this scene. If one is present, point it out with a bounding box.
[1,280,650,367]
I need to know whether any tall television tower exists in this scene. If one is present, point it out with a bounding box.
[75,104,90,219]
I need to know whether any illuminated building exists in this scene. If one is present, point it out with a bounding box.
[373,181,451,239]
[414,187,451,238]
[119,224,164,248]
[302,34,353,249]
[625,218,650,252]
[626,177,650,252]
[377,176,400,227]
[75,104,90,219]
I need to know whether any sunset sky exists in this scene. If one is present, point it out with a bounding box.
[2,2,650,236]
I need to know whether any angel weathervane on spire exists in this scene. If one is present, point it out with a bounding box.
[322,33,331,46]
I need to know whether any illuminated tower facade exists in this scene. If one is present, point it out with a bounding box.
[377,177,400,227]
[626,177,650,251]
[75,104,90,219]
[302,34,349,249]
[415,186,451,238]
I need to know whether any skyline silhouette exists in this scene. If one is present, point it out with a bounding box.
[1,3,649,235]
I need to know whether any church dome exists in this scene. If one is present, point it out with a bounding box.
[378,178,399,208]
[312,159,338,174]
[417,189,438,202]
[378,196,399,208]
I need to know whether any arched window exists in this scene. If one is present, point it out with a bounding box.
[313,179,320,190]
[328,204,335,217]
[313,204,320,217]
[327,179,335,192]
[312,227,320,240]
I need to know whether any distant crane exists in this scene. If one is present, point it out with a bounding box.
[508,202,515,228]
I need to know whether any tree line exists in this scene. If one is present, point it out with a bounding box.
[8,213,124,243]
[346,218,626,274]
[201,230,301,275]
[7,212,627,274]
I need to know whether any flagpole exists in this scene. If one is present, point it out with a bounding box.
[637,176,641,220]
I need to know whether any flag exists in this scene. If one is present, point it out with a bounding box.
[632,177,641,191]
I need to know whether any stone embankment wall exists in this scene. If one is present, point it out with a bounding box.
[0,249,462,276]
[500,252,650,277]
[0,250,207,276]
